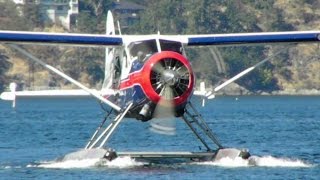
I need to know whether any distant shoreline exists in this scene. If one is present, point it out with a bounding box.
[212,89,320,96]
[206,82,320,96]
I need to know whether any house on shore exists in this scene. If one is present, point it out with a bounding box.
[112,0,145,29]
[11,0,78,30]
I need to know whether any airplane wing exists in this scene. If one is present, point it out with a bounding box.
[1,30,319,47]
[0,30,123,46]
[179,31,320,46]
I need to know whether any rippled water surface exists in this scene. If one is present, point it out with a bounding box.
[0,96,319,179]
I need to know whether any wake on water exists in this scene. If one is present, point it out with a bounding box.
[195,155,313,168]
[24,153,313,169]
[29,156,146,169]
[6,148,308,169]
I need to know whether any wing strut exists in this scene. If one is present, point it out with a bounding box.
[214,47,289,92]
[7,44,121,111]
[182,102,223,150]
[86,103,133,149]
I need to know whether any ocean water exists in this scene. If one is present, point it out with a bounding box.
[0,96,319,179]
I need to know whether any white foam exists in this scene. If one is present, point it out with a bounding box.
[31,156,145,169]
[199,156,250,167]
[1,165,22,169]
[36,158,102,169]
[102,156,146,168]
[194,155,313,168]
[250,156,312,167]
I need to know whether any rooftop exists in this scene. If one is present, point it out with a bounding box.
[112,1,145,11]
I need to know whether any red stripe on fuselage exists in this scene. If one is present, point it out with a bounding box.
[119,70,143,90]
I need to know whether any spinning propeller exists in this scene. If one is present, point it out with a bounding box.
[151,57,190,104]
[148,53,192,135]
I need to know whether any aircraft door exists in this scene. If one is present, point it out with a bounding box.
[102,48,123,90]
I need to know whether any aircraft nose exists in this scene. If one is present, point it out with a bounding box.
[162,69,178,86]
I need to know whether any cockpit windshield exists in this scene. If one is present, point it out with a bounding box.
[128,39,184,59]
[129,39,158,58]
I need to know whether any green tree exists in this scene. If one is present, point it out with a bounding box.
[60,47,104,87]
[84,0,112,17]
[22,3,43,28]
[76,11,99,33]
[132,0,187,34]
[78,0,113,33]
[0,1,30,30]
[0,51,11,92]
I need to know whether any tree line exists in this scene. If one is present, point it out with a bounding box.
[0,0,318,92]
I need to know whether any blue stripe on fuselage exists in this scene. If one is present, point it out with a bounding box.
[117,85,146,109]
[115,59,146,109]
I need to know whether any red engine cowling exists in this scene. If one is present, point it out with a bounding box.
[139,51,194,107]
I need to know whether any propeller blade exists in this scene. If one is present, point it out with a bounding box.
[149,57,191,135]
[150,83,176,136]
[149,118,176,136]
[154,85,175,117]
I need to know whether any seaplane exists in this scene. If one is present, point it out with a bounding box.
[1,11,320,163]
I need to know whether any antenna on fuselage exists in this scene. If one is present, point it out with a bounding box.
[156,31,161,52]
[117,21,122,35]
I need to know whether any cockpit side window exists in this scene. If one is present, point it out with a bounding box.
[160,40,183,54]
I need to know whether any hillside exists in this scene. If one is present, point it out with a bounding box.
[272,0,320,94]
[1,0,320,94]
